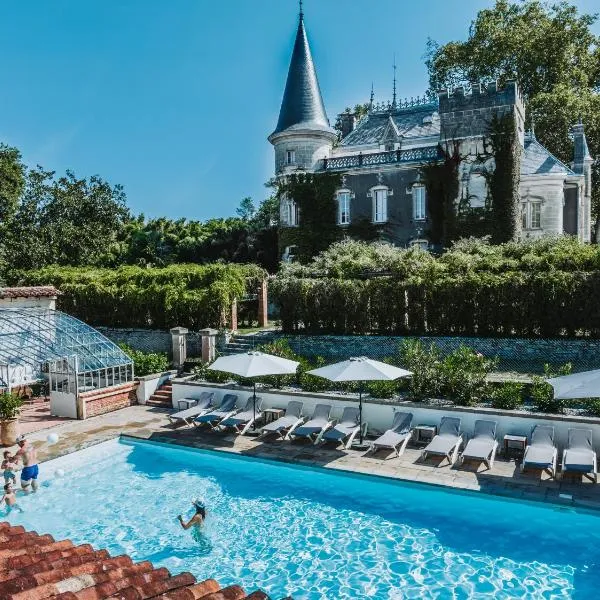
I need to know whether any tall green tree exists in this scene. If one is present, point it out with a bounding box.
[0,144,25,223]
[426,0,600,233]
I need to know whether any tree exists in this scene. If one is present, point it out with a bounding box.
[0,144,25,223]
[426,0,600,234]
[235,197,256,221]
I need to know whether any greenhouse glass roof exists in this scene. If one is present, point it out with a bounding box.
[0,308,133,378]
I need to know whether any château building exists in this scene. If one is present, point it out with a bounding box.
[269,8,593,252]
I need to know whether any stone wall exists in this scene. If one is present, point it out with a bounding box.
[260,333,600,375]
[96,327,203,357]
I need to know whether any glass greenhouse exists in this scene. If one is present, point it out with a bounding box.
[0,308,134,394]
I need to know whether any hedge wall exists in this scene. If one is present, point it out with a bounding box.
[270,271,600,338]
[15,263,266,330]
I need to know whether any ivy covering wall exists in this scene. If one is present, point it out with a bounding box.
[488,113,522,243]
[278,172,344,263]
[14,263,266,329]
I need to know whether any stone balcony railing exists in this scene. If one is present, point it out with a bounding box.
[318,146,441,171]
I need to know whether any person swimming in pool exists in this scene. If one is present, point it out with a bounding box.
[178,501,206,530]
[1,482,23,513]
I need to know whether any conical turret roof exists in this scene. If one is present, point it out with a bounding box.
[271,15,334,137]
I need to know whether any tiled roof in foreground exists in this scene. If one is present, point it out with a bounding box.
[0,522,279,600]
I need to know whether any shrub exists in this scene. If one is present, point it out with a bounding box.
[15,263,265,330]
[440,345,497,407]
[367,379,398,399]
[0,392,23,421]
[586,398,600,417]
[118,343,170,377]
[398,339,442,402]
[192,359,236,384]
[490,382,524,410]
[531,363,572,414]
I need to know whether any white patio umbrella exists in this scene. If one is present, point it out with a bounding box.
[547,369,600,399]
[307,357,412,446]
[208,351,300,429]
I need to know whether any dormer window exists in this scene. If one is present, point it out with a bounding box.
[412,185,426,221]
[286,150,296,165]
[337,191,351,225]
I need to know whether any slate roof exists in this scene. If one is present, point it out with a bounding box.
[0,522,277,599]
[0,287,60,299]
[521,134,577,177]
[270,15,334,137]
[340,104,440,147]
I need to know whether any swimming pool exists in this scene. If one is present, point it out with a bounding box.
[6,437,600,599]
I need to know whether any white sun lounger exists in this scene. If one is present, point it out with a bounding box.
[459,419,498,470]
[167,392,215,426]
[367,411,413,458]
[260,401,305,439]
[562,427,597,482]
[521,425,557,478]
[321,407,365,450]
[219,396,264,435]
[421,417,463,466]
[193,394,239,430]
[287,404,334,444]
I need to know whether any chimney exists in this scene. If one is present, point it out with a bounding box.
[338,112,357,138]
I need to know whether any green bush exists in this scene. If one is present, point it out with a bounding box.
[0,392,23,420]
[271,237,600,337]
[398,339,442,402]
[15,263,266,330]
[490,382,524,410]
[531,363,572,414]
[586,398,600,417]
[118,343,170,377]
[440,345,497,407]
[367,379,398,399]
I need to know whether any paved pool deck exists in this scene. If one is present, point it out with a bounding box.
[18,405,600,512]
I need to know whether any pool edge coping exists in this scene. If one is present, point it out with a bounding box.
[118,433,600,517]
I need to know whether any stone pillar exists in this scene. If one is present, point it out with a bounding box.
[199,328,219,363]
[170,327,189,370]
[257,279,268,328]
[230,298,238,332]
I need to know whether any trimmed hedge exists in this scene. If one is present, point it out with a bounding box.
[271,269,600,338]
[15,263,266,330]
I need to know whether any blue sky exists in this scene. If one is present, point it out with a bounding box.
[1,1,598,221]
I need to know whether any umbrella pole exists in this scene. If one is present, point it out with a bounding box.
[359,383,363,445]
[252,380,257,430]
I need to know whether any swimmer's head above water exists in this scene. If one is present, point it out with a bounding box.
[193,500,206,520]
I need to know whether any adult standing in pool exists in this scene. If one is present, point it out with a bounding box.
[178,501,206,530]
[14,436,39,493]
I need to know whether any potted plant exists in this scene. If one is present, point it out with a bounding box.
[0,392,23,446]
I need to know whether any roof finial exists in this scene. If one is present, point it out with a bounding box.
[299,0,304,20]
[392,55,397,108]
[530,113,536,140]
[370,82,375,107]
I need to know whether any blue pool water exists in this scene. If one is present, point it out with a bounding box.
[6,437,600,599]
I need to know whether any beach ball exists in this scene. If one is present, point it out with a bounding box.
[46,433,59,445]
[55,469,65,478]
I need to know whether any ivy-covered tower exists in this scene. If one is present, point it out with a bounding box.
[268,6,336,176]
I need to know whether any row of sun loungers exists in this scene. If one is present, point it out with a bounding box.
[167,394,598,480]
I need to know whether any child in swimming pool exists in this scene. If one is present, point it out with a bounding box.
[1,483,22,513]
[2,452,16,485]
[178,501,206,530]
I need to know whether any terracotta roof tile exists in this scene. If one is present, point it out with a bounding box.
[0,286,61,299]
[0,524,285,600]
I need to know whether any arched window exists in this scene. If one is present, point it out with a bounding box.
[337,190,352,225]
[370,186,388,223]
[412,185,426,221]
[281,197,299,227]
